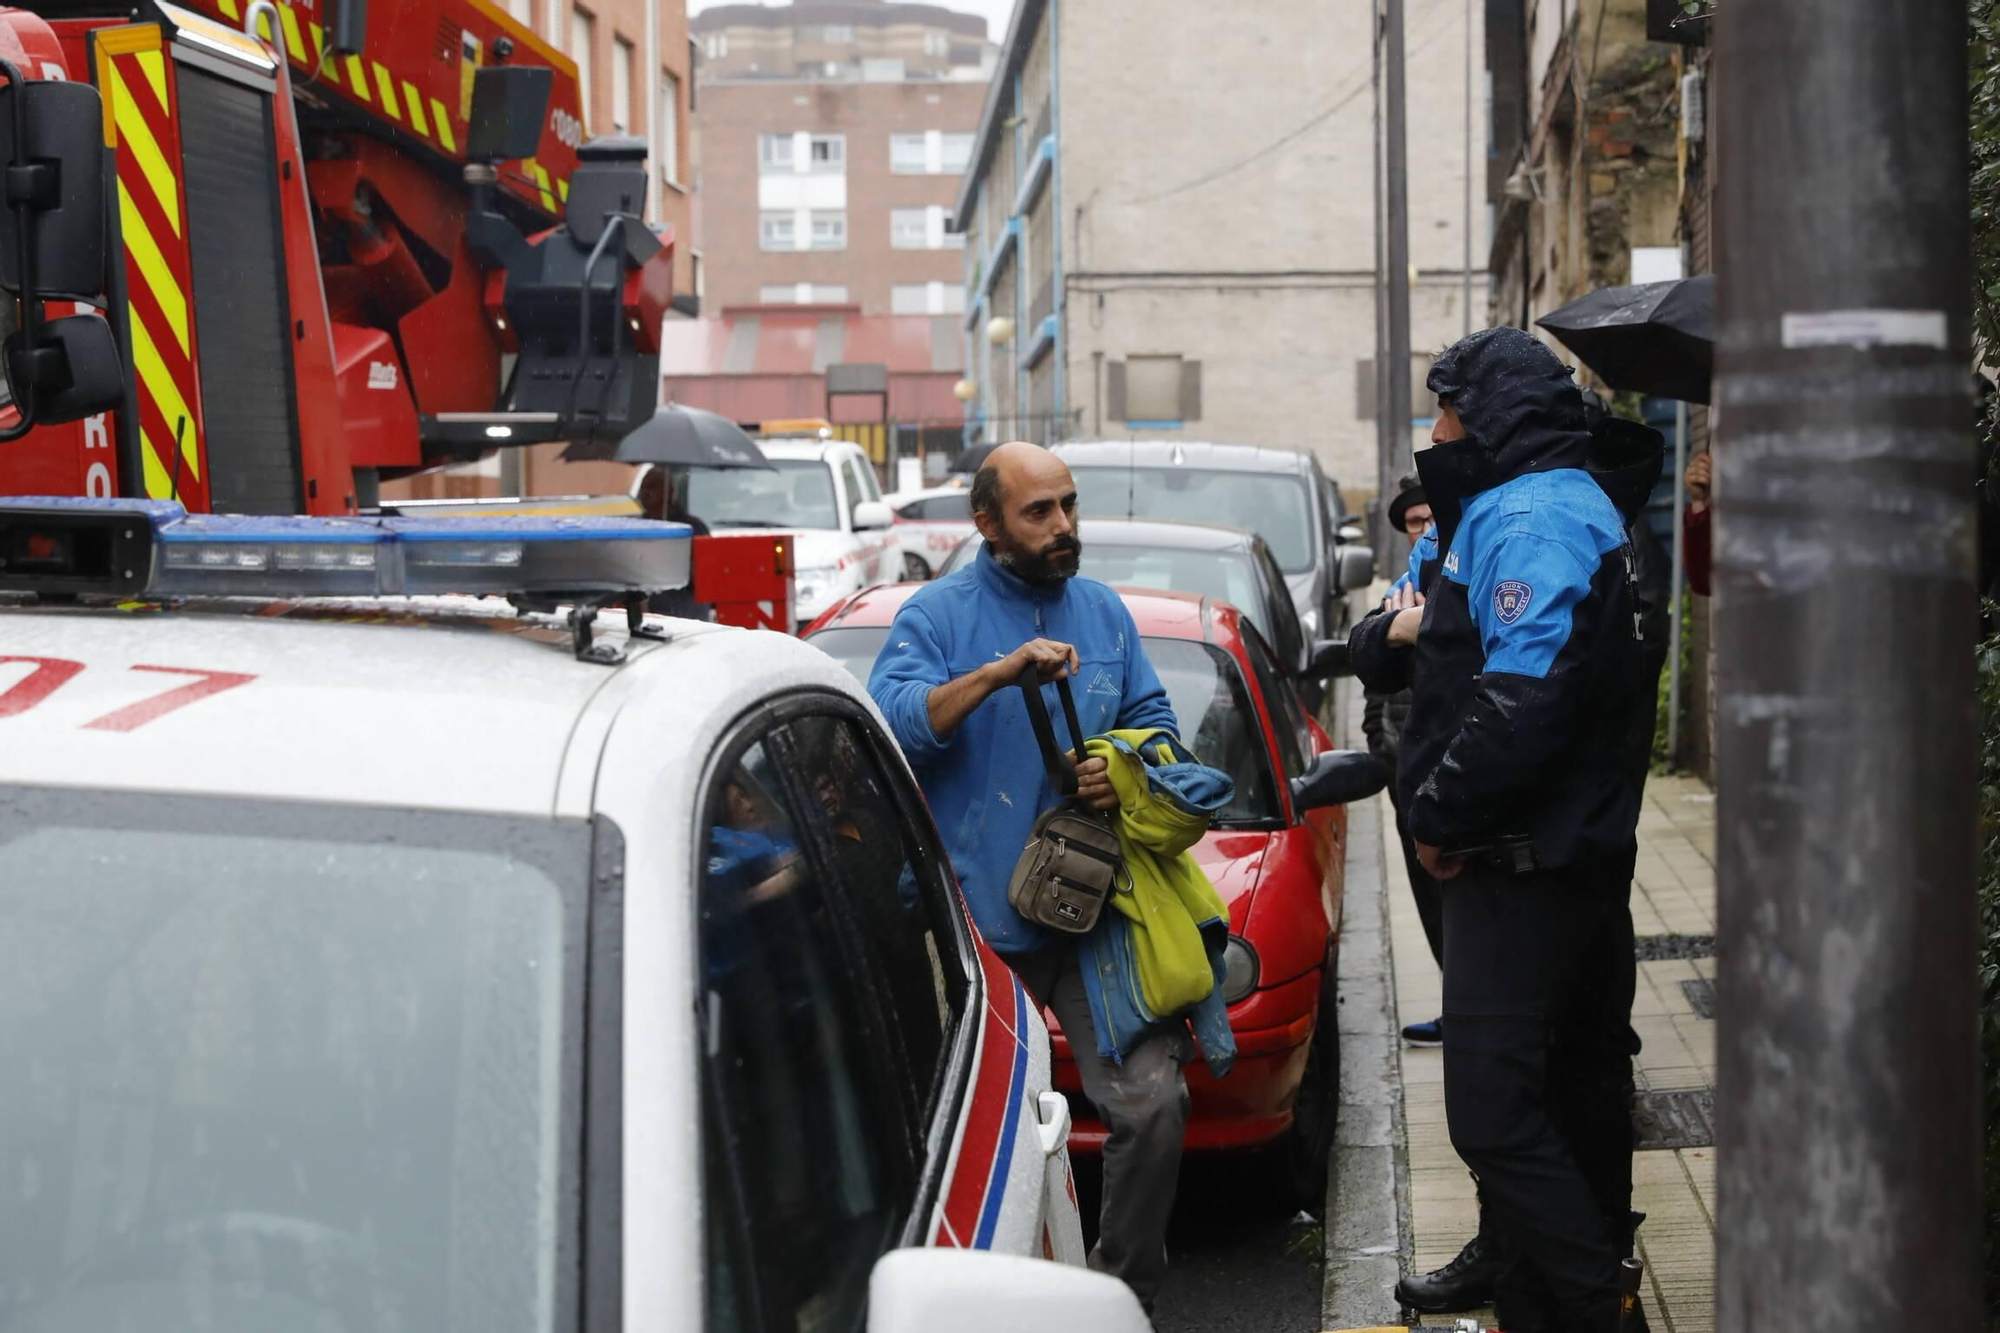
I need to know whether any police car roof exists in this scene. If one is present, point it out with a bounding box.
[0,596,858,817]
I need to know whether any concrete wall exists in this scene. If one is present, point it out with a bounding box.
[1047,0,1488,497]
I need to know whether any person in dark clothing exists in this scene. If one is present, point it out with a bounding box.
[1360,475,1447,1044]
[638,465,714,621]
[1364,327,1659,1333]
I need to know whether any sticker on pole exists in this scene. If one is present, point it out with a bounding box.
[1780,309,1948,351]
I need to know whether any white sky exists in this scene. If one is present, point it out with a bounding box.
[687,0,1022,45]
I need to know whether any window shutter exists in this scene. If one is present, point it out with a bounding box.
[1179,360,1201,422]
[1105,360,1126,423]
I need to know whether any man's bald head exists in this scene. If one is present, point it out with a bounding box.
[968,441,1082,587]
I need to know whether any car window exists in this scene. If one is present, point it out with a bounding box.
[783,714,956,1122]
[689,459,840,530]
[1081,544,1262,620]
[915,493,971,521]
[1240,621,1312,783]
[1252,541,1307,669]
[807,625,892,682]
[938,536,980,575]
[698,738,916,1333]
[1142,638,1282,824]
[1070,466,1316,573]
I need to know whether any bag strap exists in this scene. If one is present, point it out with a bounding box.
[1017,666,1083,797]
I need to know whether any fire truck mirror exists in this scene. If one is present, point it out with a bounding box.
[4,313,122,425]
[0,80,108,302]
[467,67,554,165]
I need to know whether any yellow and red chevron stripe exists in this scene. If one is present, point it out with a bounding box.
[96,26,207,509]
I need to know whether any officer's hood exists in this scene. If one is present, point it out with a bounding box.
[1586,416,1666,525]
[1415,327,1590,535]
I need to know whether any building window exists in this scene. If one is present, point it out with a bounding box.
[704,33,727,59]
[570,9,595,121]
[762,284,850,304]
[611,36,633,134]
[820,24,855,42]
[890,133,927,174]
[892,283,965,315]
[940,132,974,173]
[505,0,530,23]
[1125,355,1195,423]
[659,72,681,184]
[810,210,846,250]
[759,134,792,173]
[808,133,845,172]
[890,209,928,249]
[922,29,949,57]
[759,211,796,250]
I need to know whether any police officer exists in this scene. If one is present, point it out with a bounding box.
[1381,328,1657,1333]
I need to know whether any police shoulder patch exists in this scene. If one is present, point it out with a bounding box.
[1494,579,1533,625]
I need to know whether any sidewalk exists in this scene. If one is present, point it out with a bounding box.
[1388,774,1719,1332]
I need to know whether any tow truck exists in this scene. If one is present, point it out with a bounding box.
[0,0,792,629]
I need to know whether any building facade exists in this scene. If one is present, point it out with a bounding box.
[951,0,1490,502]
[691,2,993,318]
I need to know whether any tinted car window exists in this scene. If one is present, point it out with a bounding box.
[1241,621,1312,783]
[1250,540,1307,670]
[1143,638,1282,824]
[1082,544,1262,615]
[1070,467,1316,572]
[913,493,971,521]
[807,625,892,681]
[785,714,954,1120]
[699,738,914,1333]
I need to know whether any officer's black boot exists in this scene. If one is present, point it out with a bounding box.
[1394,1182,1511,1312]
[1558,1258,1645,1333]
[1489,1257,1559,1333]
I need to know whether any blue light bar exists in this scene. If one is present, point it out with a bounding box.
[0,499,692,602]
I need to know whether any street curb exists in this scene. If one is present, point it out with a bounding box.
[1320,680,1410,1330]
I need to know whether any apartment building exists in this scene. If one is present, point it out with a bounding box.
[952,0,1489,500]
[692,1,994,317]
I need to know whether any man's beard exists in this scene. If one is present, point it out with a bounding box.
[994,529,1082,588]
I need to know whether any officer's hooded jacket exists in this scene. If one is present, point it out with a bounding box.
[1383,327,1660,868]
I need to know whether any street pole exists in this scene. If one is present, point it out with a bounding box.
[1666,396,1685,763]
[1462,0,1473,336]
[1372,0,1390,556]
[1383,0,1414,510]
[1715,2,1979,1329]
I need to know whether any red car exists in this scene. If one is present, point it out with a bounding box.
[803,582,1375,1207]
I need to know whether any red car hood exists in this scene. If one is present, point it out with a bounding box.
[1193,829,1272,933]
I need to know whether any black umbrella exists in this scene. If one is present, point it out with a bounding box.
[949,441,1000,475]
[561,404,774,469]
[1536,274,1715,405]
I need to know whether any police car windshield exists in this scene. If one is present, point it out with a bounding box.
[689,458,841,530]
[1070,467,1316,573]
[0,788,593,1333]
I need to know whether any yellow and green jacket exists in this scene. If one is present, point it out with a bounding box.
[1075,729,1238,1076]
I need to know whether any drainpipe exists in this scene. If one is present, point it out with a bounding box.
[1048,0,1063,441]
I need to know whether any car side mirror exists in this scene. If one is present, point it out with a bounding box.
[853,500,894,530]
[1289,749,1388,812]
[867,1249,1151,1333]
[1303,638,1351,679]
[1337,522,1365,543]
[1337,545,1375,592]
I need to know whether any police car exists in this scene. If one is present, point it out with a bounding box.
[0,499,1146,1333]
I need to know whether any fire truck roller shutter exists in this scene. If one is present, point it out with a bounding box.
[178,66,303,515]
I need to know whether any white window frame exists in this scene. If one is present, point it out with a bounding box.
[705,33,727,59]
[762,283,850,304]
[570,9,595,124]
[809,210,847,250]
[890,208,928,249]
[940,132,974,173]
[758,134,793,173]
[890,133,927,175]
[822,23,855,43]
[659,72,681,185]
[808,133,845,174]
[759,211,797,250]
[611,35,632,134]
